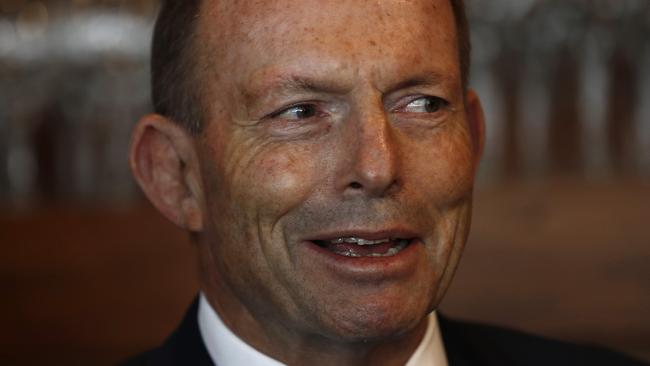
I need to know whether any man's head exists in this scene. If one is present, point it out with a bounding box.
[130,0,484,363]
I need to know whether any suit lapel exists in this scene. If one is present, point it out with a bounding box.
[148,298,215,366]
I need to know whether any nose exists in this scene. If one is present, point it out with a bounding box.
[338,108,400,198]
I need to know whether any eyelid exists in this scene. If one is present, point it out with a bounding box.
[267,102,319,119]
[393,95,450,112]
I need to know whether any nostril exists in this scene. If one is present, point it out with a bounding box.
[349,182,363,189]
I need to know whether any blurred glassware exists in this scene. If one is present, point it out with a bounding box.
[0,0,648,205]
[1,2,154,205]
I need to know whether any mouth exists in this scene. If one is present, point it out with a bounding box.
[311,237,413,258]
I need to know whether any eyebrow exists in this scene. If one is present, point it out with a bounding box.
[244,74,352,104]
[382,72,454,95]
[243,70,456,105]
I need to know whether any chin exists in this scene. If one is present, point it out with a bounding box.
[325,315,425,344]
[313,295,433,343]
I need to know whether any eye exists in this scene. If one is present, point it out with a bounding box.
[403,96,449,113]
[271,104,318,121]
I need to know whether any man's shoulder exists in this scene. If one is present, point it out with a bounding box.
[120,299,214,366]
[439,314,647,366]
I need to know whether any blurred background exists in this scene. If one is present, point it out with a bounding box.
[0,0,648,364]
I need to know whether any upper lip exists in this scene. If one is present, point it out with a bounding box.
[304,228,419,242]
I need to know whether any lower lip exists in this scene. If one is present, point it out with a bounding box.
[299,239,423,281]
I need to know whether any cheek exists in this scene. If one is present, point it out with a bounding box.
[411,128,475,203]
[243,145,319,216]
[442,135,475,193]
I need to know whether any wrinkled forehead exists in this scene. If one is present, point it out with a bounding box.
[200,0,451,38]
[195,0,458,74]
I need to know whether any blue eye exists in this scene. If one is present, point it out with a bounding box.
[273,104,318,120]
[404,96,448,113]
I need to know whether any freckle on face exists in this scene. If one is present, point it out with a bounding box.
[195,0,473,346]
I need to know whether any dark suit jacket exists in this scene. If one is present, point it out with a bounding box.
[123,299,647,366]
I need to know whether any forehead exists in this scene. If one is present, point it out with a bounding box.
[196,0,459,95]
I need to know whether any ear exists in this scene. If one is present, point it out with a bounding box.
[129,114,204,232]
[465,90,486,168]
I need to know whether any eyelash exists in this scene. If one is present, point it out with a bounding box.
[400,95,450,114]
[268,103,321,121]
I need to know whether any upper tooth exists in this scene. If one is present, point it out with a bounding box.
[333,237,391,246]
[357,238,389,245]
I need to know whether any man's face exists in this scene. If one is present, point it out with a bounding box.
[194,0,480,342]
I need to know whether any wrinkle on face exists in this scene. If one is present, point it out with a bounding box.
[190,0,480,361]
[198,0,462,112]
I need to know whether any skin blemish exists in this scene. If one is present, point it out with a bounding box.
[187,1,481,365]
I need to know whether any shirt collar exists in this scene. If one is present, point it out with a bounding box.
[405,310,449,366]
[198,293,448,366]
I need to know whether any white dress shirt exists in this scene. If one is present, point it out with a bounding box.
[198,293,448,366]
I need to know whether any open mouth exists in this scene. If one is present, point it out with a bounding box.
[311,237,412,258]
